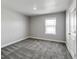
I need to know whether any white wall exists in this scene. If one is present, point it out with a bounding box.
[1,7,30,48]
[30,12,66,42]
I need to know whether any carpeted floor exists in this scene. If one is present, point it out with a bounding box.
[1,38,72,59]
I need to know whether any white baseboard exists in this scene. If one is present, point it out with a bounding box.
[29,36,66,43]
[1,36,65,48]
[1,36,29,48]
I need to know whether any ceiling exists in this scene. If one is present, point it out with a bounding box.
[2,0,72,16]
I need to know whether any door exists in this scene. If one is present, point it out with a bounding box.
[69,8,77,58]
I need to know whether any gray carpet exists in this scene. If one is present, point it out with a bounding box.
[1,38,72,59]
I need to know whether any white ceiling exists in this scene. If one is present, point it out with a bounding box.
[2,0,72,16]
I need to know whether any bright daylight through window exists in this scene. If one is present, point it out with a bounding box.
[45,18,56,35]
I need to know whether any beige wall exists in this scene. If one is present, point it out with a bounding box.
[1,8,30,48]
[30,12,66,41]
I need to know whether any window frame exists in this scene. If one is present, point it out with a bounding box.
[45,18,56,35]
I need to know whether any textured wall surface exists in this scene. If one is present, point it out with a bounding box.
[1,7,30,47]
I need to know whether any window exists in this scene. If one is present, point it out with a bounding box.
[45,18,56,34]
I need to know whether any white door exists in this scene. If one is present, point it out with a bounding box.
[69,8,77,58]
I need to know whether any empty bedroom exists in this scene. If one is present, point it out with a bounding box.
[1,0,77,59]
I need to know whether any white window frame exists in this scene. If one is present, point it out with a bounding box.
[45,18,56,35]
